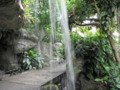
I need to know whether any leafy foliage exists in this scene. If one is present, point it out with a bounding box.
[66,0,120,29]
[71,27,120,89]
[23,0,35,31]
[43,25,63,42]
[23,0,49,32]
[67,1,120,89]
[66,0,96,28]
[95,63,120,90]
[20,50,45,70]
[21,1,120,89]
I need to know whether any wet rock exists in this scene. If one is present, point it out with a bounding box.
[53,42,63,57]
[73,57,85,78]
[0,32,2,39]
[14,29,39,53]
[0,71,10,79]
[0,46,18,71]
[38,41,50,62]
[0,0,24,29]
[35,41,64,65]
[0,29,39,71]
[35,28,64,64]
[73,57,108,90]
[76,73,107,90]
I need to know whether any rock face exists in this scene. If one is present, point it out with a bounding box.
[35,29,64,64]
[0,0,24,29]
[35,41,64,64]
[14,29,39,54]
[74,58,108,90]
[0,29,39,71]
[0,32,2,39]
[76,73,107,90]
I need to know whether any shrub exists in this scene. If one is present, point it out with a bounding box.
[71,27,120,90]
[19,50,45,70]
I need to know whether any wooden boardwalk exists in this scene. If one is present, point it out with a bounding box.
[0,63,66,90]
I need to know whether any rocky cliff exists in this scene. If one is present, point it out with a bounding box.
[0,0,36,71]
[0,0,24,30]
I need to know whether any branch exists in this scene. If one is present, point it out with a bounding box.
[93,0,100,18]
[93,0,102,28]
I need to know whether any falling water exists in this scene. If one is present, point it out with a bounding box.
[49,0,57,89]
[48,0,75,90]
[34,0,41,54]
[34,0,39,34]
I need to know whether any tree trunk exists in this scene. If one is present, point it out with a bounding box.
[107,34,120,63]
[93,0,120,63]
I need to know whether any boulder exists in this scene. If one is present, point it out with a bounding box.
[0,47,18,71]
[0,29,39,71]
[38,41,51,62]
[14,29,39,53]
[0,0,24,29]
[73,57,108,90]
[35,41,64,65]
[76,73,107,90]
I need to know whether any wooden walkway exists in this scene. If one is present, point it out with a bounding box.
[0,63,66,90]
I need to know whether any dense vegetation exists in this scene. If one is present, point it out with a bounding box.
[22,0,120,89]
[71,27,120,89]
[67,0,120,89]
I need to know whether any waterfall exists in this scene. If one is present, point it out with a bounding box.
[48,0,75,90]
[34,0,39,34]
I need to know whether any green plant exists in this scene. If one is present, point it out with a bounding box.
[41,84,59,90]
[22,50,45,70]
[74,65,81,74]
[95,63,120,90]
[43,25,63,43]
[67,0,120,65]
[23,0,49,32]
[71,27,120,89]
[11,67,23,75]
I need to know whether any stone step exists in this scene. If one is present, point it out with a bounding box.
[0,63,66,90]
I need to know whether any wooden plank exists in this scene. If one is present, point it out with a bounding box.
[0,63,66,90]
